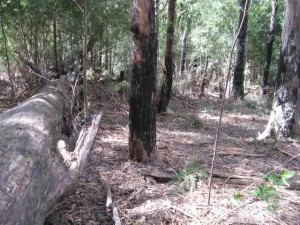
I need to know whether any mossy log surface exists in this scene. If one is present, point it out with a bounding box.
[0,83,100,224]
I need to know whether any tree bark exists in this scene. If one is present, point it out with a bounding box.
[129,0,157,162]
[0,0,14,98]
[262,0,278,96]
[232,0,250,100]
[180,16,191,76]
[53,4,58,70]
[157,0,176,113]
[258,0,300,139]
[0,75,101,224]
[83,0,88,119]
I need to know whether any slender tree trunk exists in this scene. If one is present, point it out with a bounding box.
[157,0,176,113]
[109,27,113,74]
[180,16,191,76]
[156,0,160,63]
[258,0,300,140]
[204,55,209,75]
[129,0,157,162]
[105,42,108,71]
[232,0,250,100]
[52,0,59,68]
[83,0,88,118]
[0,0,14,98]
[262,0,278,95]
[34,24,39,65]
[53,13,58,70]
[16,0,29,60]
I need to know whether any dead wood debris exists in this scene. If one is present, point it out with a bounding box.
[105,182,121,225]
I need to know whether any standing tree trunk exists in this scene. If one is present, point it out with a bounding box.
[53,1,58,70]
[232,0,250,100]
[157,0,176,113]
[83,0,89,119]
[129,0,157,162]
[0,0,14,98]
[258,0,300,140]
[262,0,278,96]
[180,16,191,76]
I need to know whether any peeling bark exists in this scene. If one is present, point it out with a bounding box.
[258,0,300,140]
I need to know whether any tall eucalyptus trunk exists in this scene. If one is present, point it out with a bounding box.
[129,0,157,162]
[232,0,250,100]
[0,0,14,98]
[157,0,176,113]
[180,16,191,76]
[258,0,300,139]
[262,0,278,95]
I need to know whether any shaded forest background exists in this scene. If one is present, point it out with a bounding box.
[0,0,284,100]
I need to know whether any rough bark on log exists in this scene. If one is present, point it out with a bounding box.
[0,80,101,225]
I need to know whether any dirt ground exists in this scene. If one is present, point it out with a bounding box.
[43,83,299,225]
[1,81,299,225]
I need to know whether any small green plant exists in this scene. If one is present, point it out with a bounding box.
[233,171,295,211]
[176,161,207,186]
[186,115,204,129]
[170,161,207,196]
[263,171,296,187]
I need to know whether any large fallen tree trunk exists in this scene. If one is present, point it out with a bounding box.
[0,76,101,224]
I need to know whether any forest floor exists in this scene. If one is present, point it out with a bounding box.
[1,80,300,225]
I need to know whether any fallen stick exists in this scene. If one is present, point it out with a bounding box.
[169,205,200,222]
[218,151,267,158]
[171,95,196,109]
[277,147,300,162]
[105,182,121,225]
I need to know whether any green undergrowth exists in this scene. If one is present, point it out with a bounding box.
[233,171,296,212]
[169,161,208,196]
[186,115,204,129]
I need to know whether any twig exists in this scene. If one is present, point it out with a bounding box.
[105,182,121,225]
[207,0,249,205]
[169,205,201,222]
[156,0,168,16]
[171,95,196,109]
[212,198,256,225]
[239,153,300,194]
[277,147,300,162]
[72,0,83,12]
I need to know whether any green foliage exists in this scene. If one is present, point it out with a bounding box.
[249,184,278,204]
[175,160,208,184]
[170,160,207,196]
[233,171,295,211]
[186,115,204,129]
[263,171,296,187]
[244,99,270,115]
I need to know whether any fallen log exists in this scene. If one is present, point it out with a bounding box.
[0,78,101,224]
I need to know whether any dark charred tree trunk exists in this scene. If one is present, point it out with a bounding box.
[157,0,176,113]
[129,0,157,162]
[262,0,278,95]
[204,55,209,75]
[180,16,191,76]
[232,0,250,100]
[258,0,300,140]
